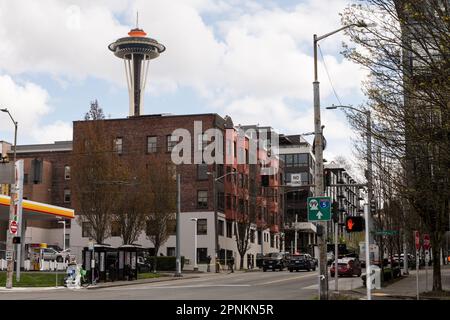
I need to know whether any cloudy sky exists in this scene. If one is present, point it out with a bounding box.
[0,0,368,167]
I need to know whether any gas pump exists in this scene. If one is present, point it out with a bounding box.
[29,243,47,270]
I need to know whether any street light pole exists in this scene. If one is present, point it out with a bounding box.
[58,220,66,252]
[325,105,374,246]
[175,173,182,277]
[313,22,371,300]
[1,108,19,288]
[191,218,198,271]
[208,169,237,273]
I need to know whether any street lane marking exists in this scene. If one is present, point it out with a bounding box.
[102,284,251,291]
[258,273,317,285]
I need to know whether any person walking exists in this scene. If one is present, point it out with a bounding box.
[228,256,235,273]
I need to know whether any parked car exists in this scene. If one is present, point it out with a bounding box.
[288,254,316,272]
[262,252,288,272]
[330,257,362,277]
[41,248,71,262]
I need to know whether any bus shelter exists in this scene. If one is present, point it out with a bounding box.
[118,245,146,281]
[82,244,118,283]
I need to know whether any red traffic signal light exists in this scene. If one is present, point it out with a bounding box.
[345,216,364,232]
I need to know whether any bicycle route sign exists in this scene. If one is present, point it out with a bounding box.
[307,196,331,222]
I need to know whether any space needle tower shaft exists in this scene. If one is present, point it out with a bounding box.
[108,16,165,116]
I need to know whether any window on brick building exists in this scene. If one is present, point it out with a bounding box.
[114,137,123,154]
[111,220,121,237]
[238,199,244,214]
[64,165,71,180]
[197,163,208,180]
[218,220,224,236]
[218,192,224,211]
[258,230,262,245]
[147,136,157,153]
[82,222,92,238]
[250,229,255,243]
[197,191,208,209]
[226,194,232,210]
[197,219,207,235]
[64,189,71,203]
[167,135,178,152]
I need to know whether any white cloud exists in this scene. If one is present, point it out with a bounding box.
[0,74,71,144]
[32,120,73,144]
[0,0,367,169]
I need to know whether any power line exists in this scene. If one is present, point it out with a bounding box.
[317,44,343,106]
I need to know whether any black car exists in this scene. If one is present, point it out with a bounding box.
[288,254,316,272]
[262,252,288,272]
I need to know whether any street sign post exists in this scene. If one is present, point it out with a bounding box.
[423,234,430,251]
[9,220,18,235]
[307,197,331,222]
[375,230,398,236]
[423,234,430,292]
[414,231,420,300]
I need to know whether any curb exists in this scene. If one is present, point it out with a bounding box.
[86,275,200,290]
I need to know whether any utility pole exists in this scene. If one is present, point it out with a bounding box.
[175,173,182,277]
[366,111,374,246]
[334,219,339,293]
[364,203,371,300]
[313,32,328,300]
[294,214,298,254]
[2,108,18,288]
[213,169,219,273]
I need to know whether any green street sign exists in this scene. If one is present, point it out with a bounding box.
[307,197,331,222]
[375,230,398,236]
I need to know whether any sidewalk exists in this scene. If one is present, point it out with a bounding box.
[341,265,450,300]
[0,273,201,292]
[86,273,200,290]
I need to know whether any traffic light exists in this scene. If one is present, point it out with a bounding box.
[370,199,376,215]
[12,236,21,244]
[316,224,324,237]
[345,216,364,232]
[261,175,269,187]
[324,169,331,187]
[332,201,339,223]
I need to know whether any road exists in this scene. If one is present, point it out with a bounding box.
[0,269,363,300]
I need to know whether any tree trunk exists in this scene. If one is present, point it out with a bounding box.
[240,254,244,270]
[153,245,160,273]
[431,234,442,291]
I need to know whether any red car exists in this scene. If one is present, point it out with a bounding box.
[330,257,362,277]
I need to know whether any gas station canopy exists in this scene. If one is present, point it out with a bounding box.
[0,194,74,221]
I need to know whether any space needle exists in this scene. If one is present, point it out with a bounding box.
[108,15,165,116]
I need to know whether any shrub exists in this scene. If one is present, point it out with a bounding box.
[145,256,185,271]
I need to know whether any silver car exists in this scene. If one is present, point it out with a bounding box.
[41,248,71,262]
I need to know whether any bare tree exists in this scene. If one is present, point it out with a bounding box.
[72,109,121,244]
[145,159,177,272]
[114,161,148,245]
[341,0,450,291]
[84,100,104,121]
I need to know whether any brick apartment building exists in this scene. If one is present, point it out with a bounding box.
[3,113,284,270]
